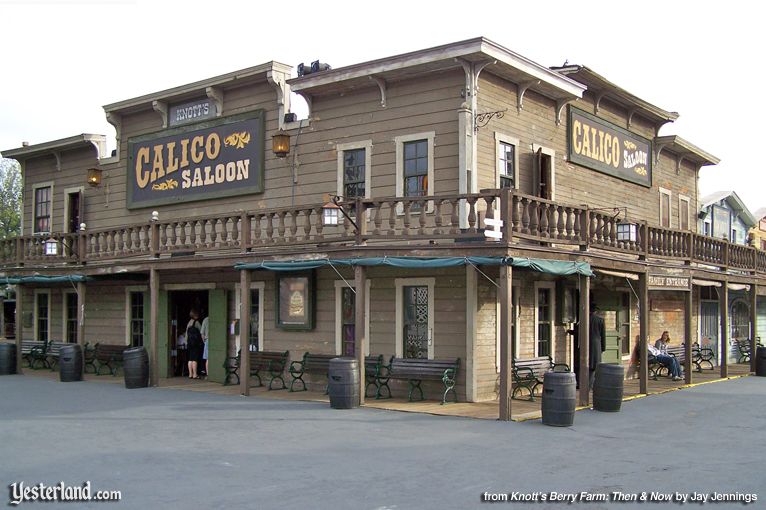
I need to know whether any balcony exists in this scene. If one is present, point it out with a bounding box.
[1,189,764,275]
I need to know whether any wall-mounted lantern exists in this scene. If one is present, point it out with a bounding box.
[616,223,638,243]
[322,200,340,226]
[44,237,59,256]
[87,168,102,187]
[272,131,290,158]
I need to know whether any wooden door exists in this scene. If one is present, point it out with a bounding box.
[207,289,227,384]
[593,290,625,364]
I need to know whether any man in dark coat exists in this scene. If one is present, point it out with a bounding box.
[589,303,606,388]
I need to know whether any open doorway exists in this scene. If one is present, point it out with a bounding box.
[169,290,208,378]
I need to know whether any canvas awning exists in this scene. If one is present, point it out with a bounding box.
[596,269,640,281]
[1,274,89,284]
[692,279,722,287]
[235,256,593,276]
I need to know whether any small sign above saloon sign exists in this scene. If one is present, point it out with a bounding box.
[127,111,264,209]
[567,106,652,187]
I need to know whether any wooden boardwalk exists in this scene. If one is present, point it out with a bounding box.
[19,363,754,421]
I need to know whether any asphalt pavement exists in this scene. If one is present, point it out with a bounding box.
[1,374,764,509]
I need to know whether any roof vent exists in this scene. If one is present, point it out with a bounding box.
[297,60,332,77]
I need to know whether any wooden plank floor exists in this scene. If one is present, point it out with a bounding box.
[19,363,754,421]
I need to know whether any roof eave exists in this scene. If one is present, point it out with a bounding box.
[1,133,106,160]
[655,135,720,166]
[103,61,292,115]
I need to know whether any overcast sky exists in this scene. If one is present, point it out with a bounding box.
[1,0,762,212]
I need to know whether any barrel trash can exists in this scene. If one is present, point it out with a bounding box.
[0,342,16,375]
[755,346,766,377]
[593,363,625,412]
[59,344,83,382]
[328,357,360,409]
[124,346,149,389]
[541,371,576,427]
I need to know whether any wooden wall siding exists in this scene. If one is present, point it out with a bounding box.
[21,146,100,236]
[477,72,698,231]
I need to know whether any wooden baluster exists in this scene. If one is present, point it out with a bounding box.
[290,211,299,241]
[418,201,427,235]
[266,213,274,242]
[403,202,412,236]
[232,216,240,246]
[433,199,443,235]
[467,197,477,233]
[210,219,220,247]
[388,203,397,235]
[449,199,459,234]
[314,209,324,241]
[220,218,229,245]
[372,202,382,236]
[519,197,529,234]
[564,207,574,241]
[527,200,538,238]
[302,210,311,241]
[277,212,286,241]
[538,203,548,238]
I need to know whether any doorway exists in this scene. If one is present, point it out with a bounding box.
[65,190,83,233]
[593,290,630,365]
[169,290,208,378]
[699,286,719,365]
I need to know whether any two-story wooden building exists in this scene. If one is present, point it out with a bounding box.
[2,38,762,419]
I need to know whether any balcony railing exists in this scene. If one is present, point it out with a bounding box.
[2,189,765,275]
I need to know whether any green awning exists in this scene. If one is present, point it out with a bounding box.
[235,256,592,277]
[1,275,90,284]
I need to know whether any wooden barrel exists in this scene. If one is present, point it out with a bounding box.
[541,371,576,427]
[593,363,625,412]
[328,358,360,409]
[59,344,83,382]
[124,347,149,389]
[0,342,16,375]
[756,346,766,377]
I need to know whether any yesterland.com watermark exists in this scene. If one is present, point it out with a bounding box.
[481,491,758,505]
[8,481,121,505]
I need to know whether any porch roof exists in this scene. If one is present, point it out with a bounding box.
[235,256,593,277]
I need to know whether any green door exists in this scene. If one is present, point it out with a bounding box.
[206,289,227,384]
[157,290,169,378]
[593,290,626,365]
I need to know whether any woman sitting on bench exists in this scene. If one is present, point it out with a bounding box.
[648,339,683,381]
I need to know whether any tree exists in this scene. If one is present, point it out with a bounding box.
[0,158,21,240]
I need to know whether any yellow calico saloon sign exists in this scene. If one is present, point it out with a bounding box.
[127,111,264,208]
[568,106,652,187]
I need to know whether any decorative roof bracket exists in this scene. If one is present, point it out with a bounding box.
[594,91,607,114]
[556,98,576,126]
[370,76,387,107]
[152,100,168,128]
[53,151,61,172]
[206,86,224,117]
[627,108,638,129]
[517,80,540,113]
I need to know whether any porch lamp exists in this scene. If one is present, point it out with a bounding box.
[87,167,102,187]
[616,222,638,243]
[322,200,341,226]
[44,237,59,256]
[272,130,290,158]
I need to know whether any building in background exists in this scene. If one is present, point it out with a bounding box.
[698,191,756,245]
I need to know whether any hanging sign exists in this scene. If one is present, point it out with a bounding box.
[169,99,217,127]
[648,274,691,291]
[127,111,264,209]
[568,106,652,187]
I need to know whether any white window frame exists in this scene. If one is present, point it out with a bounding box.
[532,144,556,200]
[659,187,672,228]
[496,283,520,372]
[678,194,691,231]
[334,279,371,356]
[63,186,84,234]
[533,282,556,358]
[234,281,265,352]
[125,285,148,348]
[336,140,372,199]
[62,289,78,343]
[31,181,54,235]
[395,277,435,359]
[495,132,520,190]
[34,289,52,342]
[395,132,435,213]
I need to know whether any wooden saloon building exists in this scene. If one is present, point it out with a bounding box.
[2,37,762,419]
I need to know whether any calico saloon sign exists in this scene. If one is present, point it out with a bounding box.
[127,111,264,208]
[568,106,652,187]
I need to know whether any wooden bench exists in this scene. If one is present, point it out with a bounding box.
[364,355,386,399]
[289,353,336,392]
[94,344,128,376]
[20,340,47,369]
[43,341,64,371]
[222,350,290,389]
[735,339,763,364]
[83,343,98,374]
[383,357,460,404]
[694,345,715,371]
[512,356,570,401]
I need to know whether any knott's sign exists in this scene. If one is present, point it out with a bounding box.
[127,112,264,209]
[568,106,652,187]
[648,274,691,291]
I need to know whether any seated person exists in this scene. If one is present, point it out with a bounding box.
[648,342,683,381]
[654,331,671,352]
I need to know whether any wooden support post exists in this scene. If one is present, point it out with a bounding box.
[639,272,649,394]
[500,187,513,244]
[77,281,86,347]
[750,284,758,373]
[149,268,159,387]
[355,198,368,246]
[240,269,251,396]
[498,264,513,421]
[354,264,367,405]
[720,281,728,378]
[684,289,693,384]
[15,284,23,374]
[241,211,251,253]
[578,273,590,406]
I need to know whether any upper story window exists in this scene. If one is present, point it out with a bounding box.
[659,188,671,229]
[495,133,519,190]
[761,240,766,251]
[732,229,738,244]
[760,219,766,232]
[703,222,711,236]
[395,132,435,205]
[336,141,372,202]
[34,185,52,234]
[679,195,690,231]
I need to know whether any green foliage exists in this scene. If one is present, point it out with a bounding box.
[0,158,21,240]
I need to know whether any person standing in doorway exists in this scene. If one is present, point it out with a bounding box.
[200,314,209,379]
[589,303,606,388]
[186,309,203,379]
